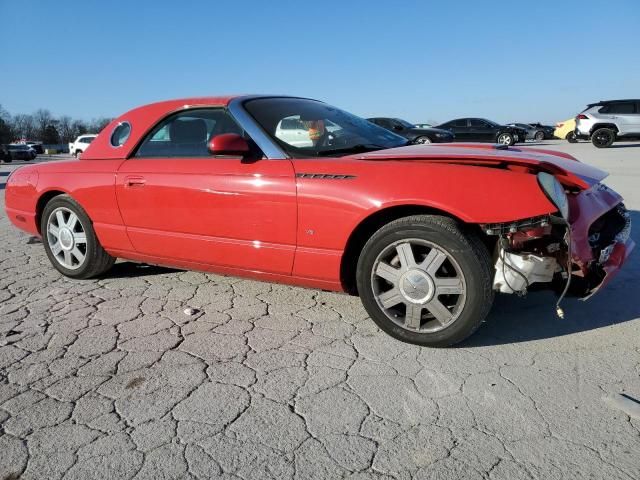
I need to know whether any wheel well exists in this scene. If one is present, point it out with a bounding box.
[590,123,618,134]
[339,205,483,295]
[35,190,65,233]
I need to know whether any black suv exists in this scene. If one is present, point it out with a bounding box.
[436,118,527,146]
[367,117,454,144]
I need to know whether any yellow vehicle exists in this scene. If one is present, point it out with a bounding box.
[554,118,577,143]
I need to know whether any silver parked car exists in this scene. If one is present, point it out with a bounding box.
[575,99,640,148]
[507,123,546,142]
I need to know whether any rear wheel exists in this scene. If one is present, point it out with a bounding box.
[356,215,494,347]
[566,132,577,143]
[41,195,115,279]
[534,131,544,141]
[591,128,615,148]
[496,133,514,146]
[414,136,432,144]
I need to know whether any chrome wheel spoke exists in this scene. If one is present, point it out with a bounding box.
[66,212,78,229]
[419,248,446,275]
[405,304,423,329]
[48,224,59,237]
[51,242,63,256]
[395,243,416,270]
[378,288,404,309]
[55,210,65,227]
[74,232,87,244]
[425,299,453,325]
[63,250,72,266]
[375,262,401,284]
[71,247,85,264]
[435,277,464,295]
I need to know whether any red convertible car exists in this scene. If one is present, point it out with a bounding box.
[4,96,634,346]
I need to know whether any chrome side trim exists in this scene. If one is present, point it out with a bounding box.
[228,97,288,159]
[296,173,356,180]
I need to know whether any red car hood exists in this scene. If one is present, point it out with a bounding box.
[352,143,607,189]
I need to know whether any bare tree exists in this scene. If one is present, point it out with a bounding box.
[57,115,76,143]
[87,117,113,134]
[12,114,36,140]
[33,109,54,140]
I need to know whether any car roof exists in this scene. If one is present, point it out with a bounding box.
[587,99,640,106]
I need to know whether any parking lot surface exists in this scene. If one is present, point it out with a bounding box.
[1,141,639,479]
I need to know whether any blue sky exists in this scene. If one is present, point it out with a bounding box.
[1,0,639,124]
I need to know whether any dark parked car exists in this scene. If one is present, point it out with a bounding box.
[1,144,10,162]
[26,141,44,154]
[367,117,454,144]
[6,144,37,161]
[528,123,556,139]
[436,118,527,146]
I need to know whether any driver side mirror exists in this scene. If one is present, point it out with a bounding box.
[208,133,250,156]
[393,125,404,131]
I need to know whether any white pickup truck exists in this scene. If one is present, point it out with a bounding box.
[68,134,97,157]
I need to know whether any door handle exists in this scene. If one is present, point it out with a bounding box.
[124,176,146,187]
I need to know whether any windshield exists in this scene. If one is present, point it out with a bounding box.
[482,119,500,128]
[394,118,415,128]
[244,97,407,157]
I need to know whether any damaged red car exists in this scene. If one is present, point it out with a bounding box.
[5,96,634,346]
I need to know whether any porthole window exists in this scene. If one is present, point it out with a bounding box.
[110,122,131,147]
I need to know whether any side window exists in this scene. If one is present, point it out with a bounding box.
[469,119,486,128]
[135,109,243,158]
[600,103,635,114]
[454,119,468,127]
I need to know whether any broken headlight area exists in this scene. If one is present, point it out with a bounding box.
[588,204,630,264]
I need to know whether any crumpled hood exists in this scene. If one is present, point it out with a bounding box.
[352,143,607,189]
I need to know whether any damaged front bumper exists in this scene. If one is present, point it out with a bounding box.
[485,183,634,298]
[570,185,634,298]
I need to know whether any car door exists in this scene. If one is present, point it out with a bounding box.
[469,119,494,142]
[115,108,297,275]
[610,102,638,135]
[448,119,471,141]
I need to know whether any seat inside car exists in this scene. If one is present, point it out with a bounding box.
[169,118,208,156]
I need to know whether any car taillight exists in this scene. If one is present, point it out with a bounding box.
[576,114,589,120]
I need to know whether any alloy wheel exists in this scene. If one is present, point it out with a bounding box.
[46,207,88,270]
[497,134,512,145]
[370,239,467,333]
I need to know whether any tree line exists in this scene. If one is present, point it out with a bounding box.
[0,103,112,145]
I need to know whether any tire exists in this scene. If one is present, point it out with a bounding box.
[496,133,514,146]
[534,131,544,142]
[591,128,615,148]
[566,132,577,143]
[41,194,115,279]
[356,215,494,347]
[414,136,432,144]
[74,150,81,158]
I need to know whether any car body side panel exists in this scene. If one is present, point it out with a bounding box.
[291,159,557,281]
[4,160,131,251]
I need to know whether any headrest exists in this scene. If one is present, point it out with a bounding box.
[170,119,207,143]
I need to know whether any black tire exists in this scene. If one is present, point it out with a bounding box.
[591,128,615,148]
[414,136,432,145]
[496,132,514,146]
[356,215,494,347]
[41,194,115,279]
[74,150,81,158]
[534,131,544,141]
[566,132,577,143]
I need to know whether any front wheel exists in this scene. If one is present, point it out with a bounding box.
[496,133,514,146]
[534,131,545,141]
[591,128,615,148]
[566,132,577,143]
[41,195,115,279]
[356,215,494,347]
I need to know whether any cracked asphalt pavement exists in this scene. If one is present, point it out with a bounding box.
[1,142,640,479]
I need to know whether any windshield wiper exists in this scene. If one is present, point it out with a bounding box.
[316,144,386,156]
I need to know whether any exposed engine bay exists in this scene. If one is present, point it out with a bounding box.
[481,201,631,299]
